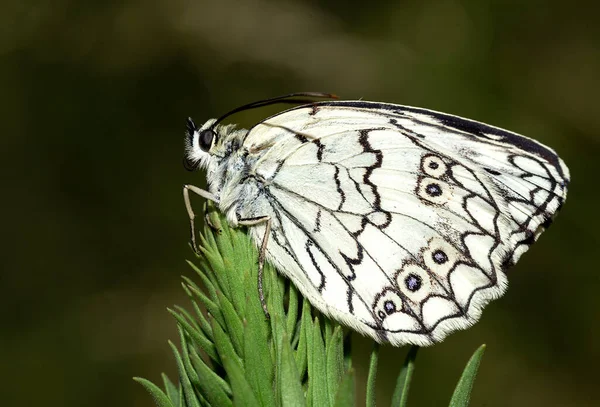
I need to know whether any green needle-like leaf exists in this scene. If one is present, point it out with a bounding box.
[294,299,310,379]
[243,274,275,406]
[177,327,201,390]
[310,317,329,406]
[181,285,214,341]
[185,260,217,298]
[161,373,180,406]
[211,316,243,371]
[449,344,486,407]
[181,282,224,328]
[188,346,232,405]
[286,284,299,334]
[279,332,305,406]
[168,341,201,407]
[168,309,219,363]
[178,384,184,407]
[173,304,201,332]
[334,368,356,407]
[391,346,419,407]
[222,353,260,407]
[326,327,344,406]
[133,377,175,407]
[366,343,380,407]
[216,291,245,357]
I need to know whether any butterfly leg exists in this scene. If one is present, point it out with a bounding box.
[183,184,219,253]
[238,216,272,318]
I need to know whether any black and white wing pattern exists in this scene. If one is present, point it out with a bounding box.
[235,101,569,346]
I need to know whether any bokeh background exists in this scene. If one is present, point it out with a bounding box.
[2,0,598,405]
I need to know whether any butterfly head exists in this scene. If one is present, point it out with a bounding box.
[184,117,220,171]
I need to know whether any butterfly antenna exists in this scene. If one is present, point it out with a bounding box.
[210,92,338,130]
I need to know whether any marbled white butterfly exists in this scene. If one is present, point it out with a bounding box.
[183,93,569,346]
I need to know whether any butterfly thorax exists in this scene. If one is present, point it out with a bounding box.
[203,124,265,227]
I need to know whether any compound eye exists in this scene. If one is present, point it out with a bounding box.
[199,129,215,152]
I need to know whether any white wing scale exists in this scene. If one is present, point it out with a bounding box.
[207,101,569,346]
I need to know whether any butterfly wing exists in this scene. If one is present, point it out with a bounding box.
[240,101,569,346]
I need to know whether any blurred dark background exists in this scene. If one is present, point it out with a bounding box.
[1,0,598,405]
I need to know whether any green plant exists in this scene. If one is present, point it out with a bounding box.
[135,205,486,406]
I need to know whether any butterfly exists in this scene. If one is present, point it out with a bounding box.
[183,92,569,346]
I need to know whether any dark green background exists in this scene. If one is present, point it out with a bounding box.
[2,0,598,405]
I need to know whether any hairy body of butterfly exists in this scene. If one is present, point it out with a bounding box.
[183,94,569,346]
